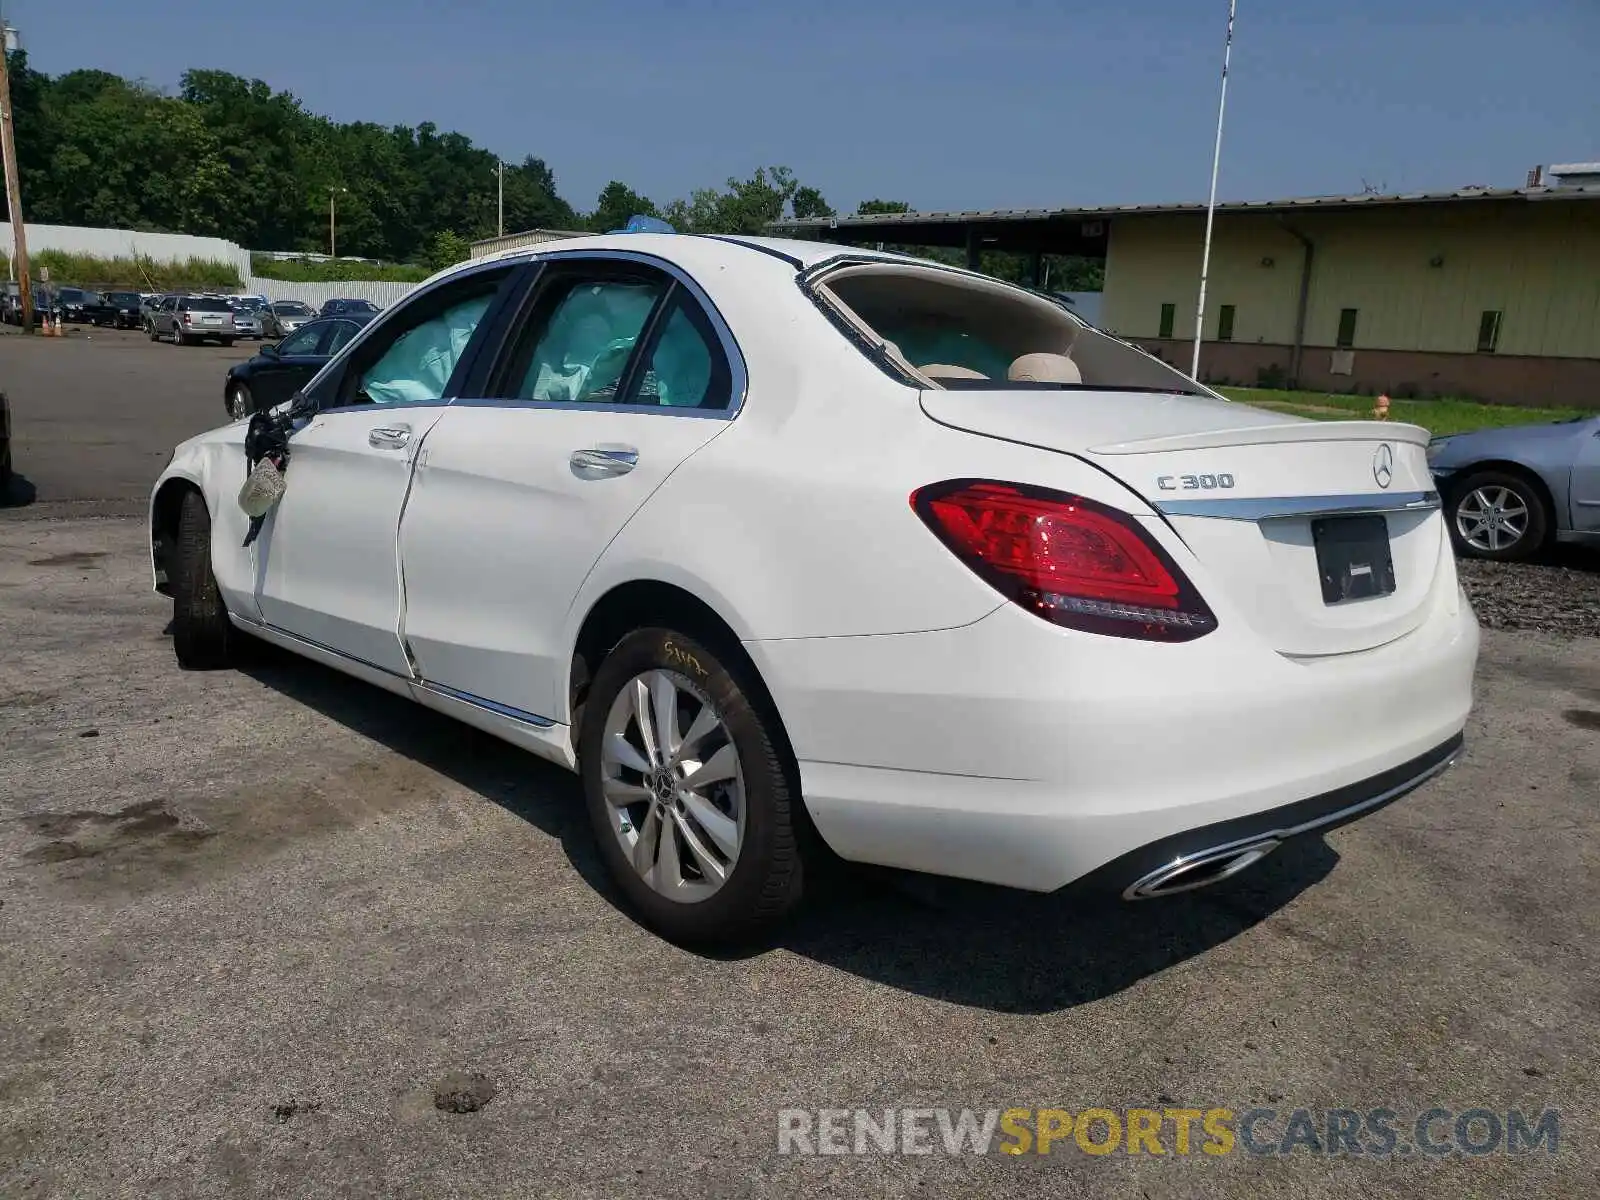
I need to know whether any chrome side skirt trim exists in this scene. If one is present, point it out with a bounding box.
[1155,489,1440,521]
[237,618,556,728]
[413,680,557,728]
[1123,746,1461,901]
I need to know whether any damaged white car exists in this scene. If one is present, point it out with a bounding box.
[149,232,1479,943]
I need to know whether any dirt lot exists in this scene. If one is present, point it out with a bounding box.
[1,330,1598,1198]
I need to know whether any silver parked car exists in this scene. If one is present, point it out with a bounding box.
[146,294,238,347]
[1428,414,1600,560]
[261,300,315,339]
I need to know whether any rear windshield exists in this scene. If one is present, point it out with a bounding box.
[815,261,1208,397]
[183,298,234,312]
[107,292,140,305]
[273,302,312,315]
[60,288,91,302]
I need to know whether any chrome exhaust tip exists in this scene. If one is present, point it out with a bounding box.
[1123,838,1282,900]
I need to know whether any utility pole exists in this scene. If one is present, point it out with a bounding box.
[1191,0,1237,381]
[0,16,35,332]
[497,160,504,237]
[328,185,347,258]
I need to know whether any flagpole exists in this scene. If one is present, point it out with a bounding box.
[1191,0,1236,381]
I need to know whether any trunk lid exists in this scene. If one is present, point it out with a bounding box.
[921,388,1445,656]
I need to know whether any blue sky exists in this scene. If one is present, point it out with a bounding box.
[8,0,1597,215]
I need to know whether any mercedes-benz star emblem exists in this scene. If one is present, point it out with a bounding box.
[1372,443,1395,489]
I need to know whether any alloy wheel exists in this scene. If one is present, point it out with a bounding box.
[1455,485,1529,554]
[599,669,745,903]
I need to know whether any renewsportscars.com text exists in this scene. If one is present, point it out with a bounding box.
[777,1106,1560,1158]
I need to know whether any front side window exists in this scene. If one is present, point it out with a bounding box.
[334,268,511,408]
[511,277,667,404]
[279,325,325,356]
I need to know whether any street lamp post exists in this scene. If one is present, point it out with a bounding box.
[328,186,348,258]
[497,160,504,237]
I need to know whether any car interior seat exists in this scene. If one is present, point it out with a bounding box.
[1008,351,1081,385]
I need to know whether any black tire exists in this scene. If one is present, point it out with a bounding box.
[171,490,234,670]
[146,322,158,341]
[578,627,805,945]
[226,381,253,420]
[1445,468,1550,562]
[172,326,186,347]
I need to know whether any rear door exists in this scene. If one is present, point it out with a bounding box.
[398,252,741,721]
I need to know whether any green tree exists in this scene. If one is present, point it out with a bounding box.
[856,198,911,215]
[425,230,473,272]
[588,181,657,232]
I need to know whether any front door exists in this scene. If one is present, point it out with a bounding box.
[1572,418,1600,535]
[252,265,518,673]
[398,257,740,721]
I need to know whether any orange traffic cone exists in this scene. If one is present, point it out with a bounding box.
[1373,393,1390,420]
[39,313,53,336]
[54,313,63,337]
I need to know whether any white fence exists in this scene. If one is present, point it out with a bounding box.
[0,221,252,280]
[242,276,420,310]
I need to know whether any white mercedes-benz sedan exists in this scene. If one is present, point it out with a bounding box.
[149,232,1479,943]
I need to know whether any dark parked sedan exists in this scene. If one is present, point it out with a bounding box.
[221,315,372,419]
[103,291,145,329]
[318,297,382,318]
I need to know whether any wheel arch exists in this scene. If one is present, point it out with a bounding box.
[566,578,797,766]
[150,474,203,596]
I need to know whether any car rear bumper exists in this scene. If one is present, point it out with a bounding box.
[746,582,1478,894]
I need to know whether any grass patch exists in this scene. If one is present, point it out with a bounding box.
[1,250,241,290]
[1217,387,1591,437]
[250,255,430,284]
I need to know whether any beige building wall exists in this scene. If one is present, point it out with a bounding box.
[1099,200,1600,406]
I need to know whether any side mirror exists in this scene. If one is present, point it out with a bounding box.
[258,343,280,359]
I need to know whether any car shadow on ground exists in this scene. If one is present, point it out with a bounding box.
[239,644,1338,1015]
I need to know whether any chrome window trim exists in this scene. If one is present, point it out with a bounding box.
[1155,489,1440,521]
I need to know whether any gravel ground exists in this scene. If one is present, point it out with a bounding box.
[1459,550,1600,638]
[1,514,1598,1199]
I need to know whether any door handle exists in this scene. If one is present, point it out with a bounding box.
[570,446,639,477]
[368,425,412,450]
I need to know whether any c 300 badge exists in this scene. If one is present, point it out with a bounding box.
[1156,473,1236,491]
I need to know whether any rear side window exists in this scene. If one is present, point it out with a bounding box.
[632,296,727,408]
[514,278,666,403]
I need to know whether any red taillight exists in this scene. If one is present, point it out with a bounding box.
[912,479,1216,641]
[182,312,192,323]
